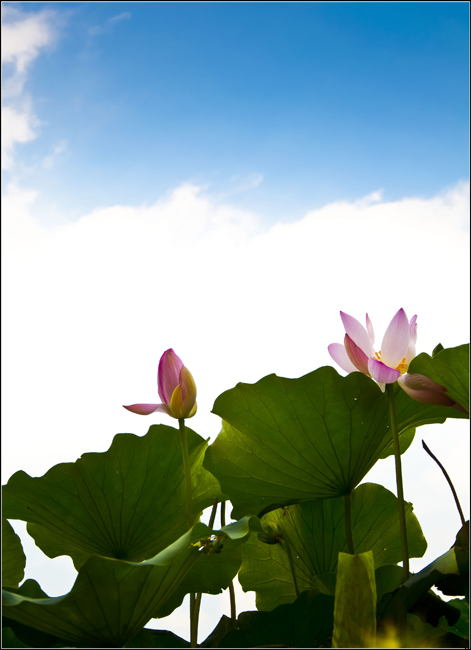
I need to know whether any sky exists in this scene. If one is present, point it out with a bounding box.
[2,1,470,645]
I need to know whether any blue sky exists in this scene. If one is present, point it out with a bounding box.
[3,2,469,224]
[2,2,470,645]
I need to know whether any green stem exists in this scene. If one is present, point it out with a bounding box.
[189,593,196,648]
[178,418,196,646]
[191,499,219,646]
[191,594,202,647]
[386,383,409,582]
[422,440,469,549]
[280,539,300,598]
[178,418,194,529]
[221,501,237,626]
[344,492,355,554]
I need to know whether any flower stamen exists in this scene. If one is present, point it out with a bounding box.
[396,357,408,375]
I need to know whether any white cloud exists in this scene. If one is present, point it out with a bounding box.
[1,104,39,168]
[3,180,469,637]
[1,5,57,74]
[109,12,132,23]
[3,177,469,470]
[42,139,67,169]
[1,6,59,168]
[89,11,131,36]
[354,188,383,206]
[230,172,264,193]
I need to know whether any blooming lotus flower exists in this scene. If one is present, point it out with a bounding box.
[124,349,197,419]
[328,309,461,409]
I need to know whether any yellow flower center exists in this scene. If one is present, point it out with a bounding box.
[374,351,408,376]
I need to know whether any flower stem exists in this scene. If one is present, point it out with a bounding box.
[191,499,219,646]
[221,501,237,626]
[386,383,409,582]
[280,538,300,598]
[178,418,195,646]
[344,492,355,554]
[189,594,196,648]
[422,440,469,549]
[178,418,194,530]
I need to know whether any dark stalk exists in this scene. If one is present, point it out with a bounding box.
[422,440,469,548]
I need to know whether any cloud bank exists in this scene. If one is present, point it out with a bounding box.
[3,178,469,470]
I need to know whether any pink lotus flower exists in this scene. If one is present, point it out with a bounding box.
[328,308,460,409]
[124,349,197,419]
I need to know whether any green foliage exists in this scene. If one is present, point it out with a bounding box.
[205,591,335,648]
[2,343,469,648]
[377,522,469,637]
[445,599,469,640]
[205,367,466,519]
[2,519,264,648]
[125,627,189,647]
[238,483,426,610]
[409,344,469,412]
[3,425,222,569]
[2,519,26,589]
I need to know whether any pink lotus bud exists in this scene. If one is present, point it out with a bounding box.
[397,373,466,411]
[123,348,197,419]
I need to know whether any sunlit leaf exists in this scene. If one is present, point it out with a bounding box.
[375,565,403,604]
[205,366,465,518]
[2,518,264,648]
[332,551,376,648]
[155,515,265,618]
[238,483,426,610]
[409,344,469,413]
[3,425,222,568]
[378,427,415,460]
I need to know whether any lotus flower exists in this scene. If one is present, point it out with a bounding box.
[124,348,197,419]
[328,309,461,409]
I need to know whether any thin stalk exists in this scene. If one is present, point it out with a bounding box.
[221,501,237,626]
[344,492,355,554]
[178,418,196,647]
[178,418,194,529]
[189,594,196,648]
[191,500,219,646]
[280,539,300,598]
[386,383,409,582]
[422,440,469,548]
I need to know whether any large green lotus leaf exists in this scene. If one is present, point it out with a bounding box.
[408,344,469,413]
[378,427,416,460]
[2,582,74,648]
[206,591,334,648]
[2,518,265,648]
[238,483,426,611]
[206,367,466,518]
[2,519,26,588]
[154,515,265,619]
[375,565,403,604]
[2,425,222,568]
[2,518,263,649]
